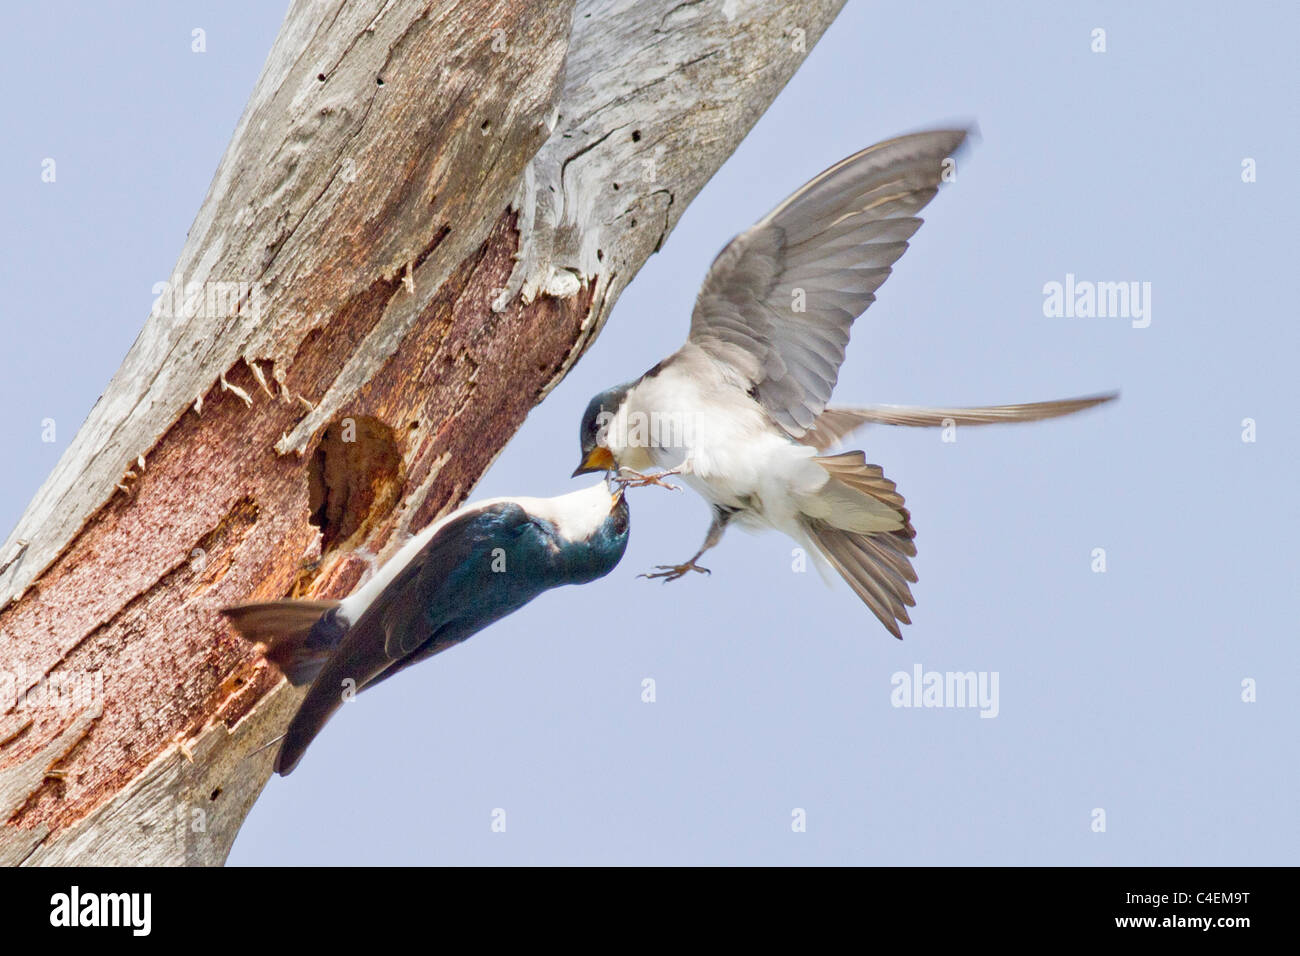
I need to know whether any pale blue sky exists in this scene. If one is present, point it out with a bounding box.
[2,2,1296,865]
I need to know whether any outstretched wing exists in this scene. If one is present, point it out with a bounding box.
[804,392,1118,451]
[687,129,968,437]
[274,502,535,775]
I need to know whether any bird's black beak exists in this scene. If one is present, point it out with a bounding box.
[572,446,615,477]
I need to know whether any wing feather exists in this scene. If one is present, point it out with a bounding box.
[688,129,968,437]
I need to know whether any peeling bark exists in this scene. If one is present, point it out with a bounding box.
[0,0,846,864]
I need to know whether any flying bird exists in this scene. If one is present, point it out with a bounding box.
[223,481,630,775]
[573,129,1114,638]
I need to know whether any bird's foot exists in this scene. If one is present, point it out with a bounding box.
[638,559,711,582]
[614,466,684,492]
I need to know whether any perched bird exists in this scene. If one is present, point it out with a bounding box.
[573,129,1114,638]
[223,481,630,775]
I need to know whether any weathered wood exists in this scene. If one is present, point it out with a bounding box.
[0,0,846,864]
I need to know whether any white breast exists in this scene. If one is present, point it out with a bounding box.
[622,361,828,521]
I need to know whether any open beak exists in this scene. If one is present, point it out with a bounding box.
[572,446,615,477]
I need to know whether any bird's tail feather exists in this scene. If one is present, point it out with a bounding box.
[805,392,1118,451]
[804,522,918,640]
[221,599,345,686]
[801,451,918,639]
[806,451,909,533]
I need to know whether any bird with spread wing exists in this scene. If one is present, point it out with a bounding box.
[573,129,1115,638]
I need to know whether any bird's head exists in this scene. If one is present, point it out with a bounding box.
[573,383,633,477]
[543,480,631,584]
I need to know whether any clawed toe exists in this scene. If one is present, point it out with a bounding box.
[638,561,711,582]
[614,467,684,492]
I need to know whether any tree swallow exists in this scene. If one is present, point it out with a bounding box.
[223,481,630,775]
[573,129,1114,638]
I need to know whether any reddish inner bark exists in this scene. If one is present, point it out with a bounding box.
[0,210,594,834]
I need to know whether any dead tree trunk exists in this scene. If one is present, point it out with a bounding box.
[0,0,846,865]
